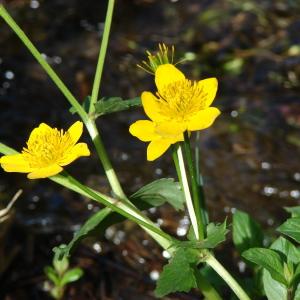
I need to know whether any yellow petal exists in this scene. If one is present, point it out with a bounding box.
[0,154,33,173]
[27,123,52,145]
[27,164,63,179]
[155,64,185,94]
[155,121,185,143]
[197,78,218,108]
[147,139,171,161]
[141,92,165,122]
[187,107,221,131]
[129,120,159,142]
[66,121,83,144]
[59,143,90,166]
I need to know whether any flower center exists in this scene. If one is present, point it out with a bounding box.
[157,79,207,121]
[22,128,73,168]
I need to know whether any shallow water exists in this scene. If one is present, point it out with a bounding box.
[1,0,300,298]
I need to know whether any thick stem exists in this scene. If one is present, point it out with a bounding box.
[0,5,88,123]
[89,0,115,113]
[206,254,251,300]
[183,132,207,237]
[177,145,203,240]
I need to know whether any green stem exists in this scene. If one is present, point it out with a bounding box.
[195,271,222,300]
[171,144,182,183]
[52,172,174,250]
[206,254,251,300]
[183,132,207,237]
[86,121,126,199]
[177,145,203,240]
[195,131,209,224]
[89,0,115,113]
[0,5,88,123]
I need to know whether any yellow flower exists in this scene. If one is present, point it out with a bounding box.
[129,64,220,161]
[0,121,90,179]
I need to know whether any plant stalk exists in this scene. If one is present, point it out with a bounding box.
[86,121,126,199]
[177,145,203,240]
[89,0,115,113]
[206,254,251,300]
[183,132,208,236]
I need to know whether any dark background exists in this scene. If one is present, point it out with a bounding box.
[0,0,300,299]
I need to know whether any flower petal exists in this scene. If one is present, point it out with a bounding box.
[141,92,165,122]
[147,139,171,161]
[155,121,185,143]
[59,143,90,166]
[187,107,221,131]
[0,154,33,173]
[197,78,218,108]
[27,164,63,179]
[67,121,83,144]
[129,120,159,142]
[27,123,52,145]
[155,64,185,94]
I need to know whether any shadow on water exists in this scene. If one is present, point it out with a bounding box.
[0,0,300,298]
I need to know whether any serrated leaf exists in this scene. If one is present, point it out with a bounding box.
[130,178,185,211]
[242,248,287,285]
[277,218,300,243]
[154,248,198,297]
[271,236,300,265]
[94,96,141,117]
[61,268,84,286]
[178,220,229,249]
[263,269,288,300]
[233,209,263,255]
[284,207,300,218]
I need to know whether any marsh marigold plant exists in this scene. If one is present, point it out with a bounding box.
[129,64,220,161]
[0,121,90,179]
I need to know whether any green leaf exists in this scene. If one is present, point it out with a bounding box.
[130,178,185,211]
[232,209,263,255]
[44,266,59,285]
[205,221,229,248]
[271,236,300,265]
[242,248,287,285]
[154,248,198,297]
[54,207,111,258]
[284,206,300,218]
[94,96,141,117]
[179,220,229,249]
[277,218,300,243]
[61,268,84,286]
[262,269,288,300]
